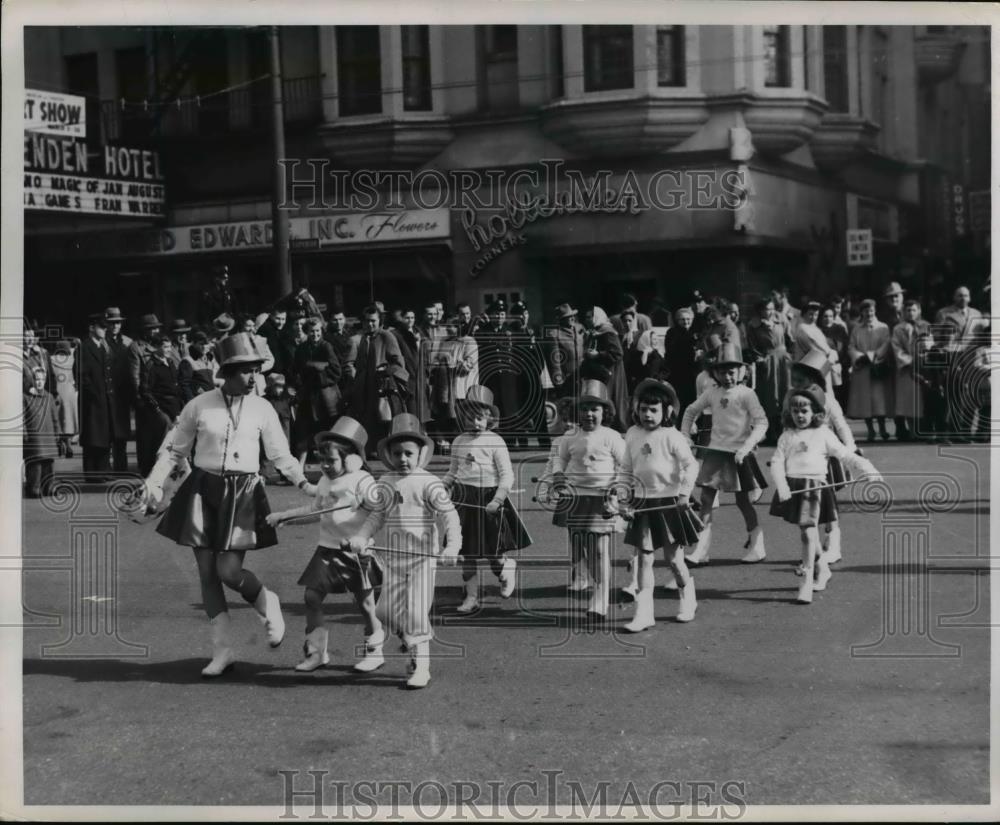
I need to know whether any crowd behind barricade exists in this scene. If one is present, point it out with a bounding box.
[19,272,991,498]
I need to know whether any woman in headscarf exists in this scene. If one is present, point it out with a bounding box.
[662,307,699,423]
[818,305,850,410]
[580,306,629,432]
[745,297,792,444]
[623,328,665,396]
[847,298,894,442]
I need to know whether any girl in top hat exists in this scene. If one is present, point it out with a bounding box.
[142,332,314,677]
[549,380,626,620]
[267,418,387,673]
[443,385,531,613]
[785,350,859,567]
[679,342,769,565]
[617,378,702,630]
[769,386,881,604]
[347,413,461,689]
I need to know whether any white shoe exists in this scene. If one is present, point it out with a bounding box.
[456,594,480,613]
[685,524,712,565]
[677,578,697,622]
[623,589,655,632]
[499,558,517,598]
[587,581,610,617]
[201,613,236,677]
[406,641,431,689]
[254,587,286,647]
[813,559,832,592]
[740,526,767,563]
[354,627,386,673]
[824,525,843,564]
[796,578,814,604]
[295,627,330,672]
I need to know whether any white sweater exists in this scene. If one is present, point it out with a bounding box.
[621,426,697,498]
[276,470,376,549]
[442,431,514,493]
[771,426,877,497]
[680,385,768,452]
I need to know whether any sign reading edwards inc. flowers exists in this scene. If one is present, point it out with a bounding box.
[43,208,451,259]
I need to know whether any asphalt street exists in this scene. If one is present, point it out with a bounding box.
[19,438,991,808]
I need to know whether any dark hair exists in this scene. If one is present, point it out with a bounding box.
[456,302,471,312]
[361,305,380,318]
[303,317,321,331]
[328,306,345,317]
[634,387,678,428]
[150,333,168,347]
[189,342,206,361]
[782,390,826,429]
[620,292,638,311]
[903,298,921,309]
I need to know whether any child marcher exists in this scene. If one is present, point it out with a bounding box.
[267,417,386,672]
[347,413,461,689]
[769,386,881,603]
[786,350,859,566]
[443,386,531,613]
[549,380,626,620]
[679,343,769,565]
[23,367,60,498]
[618,379,702,629]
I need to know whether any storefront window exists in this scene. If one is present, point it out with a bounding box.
[656,26,686,87]
[337,26,382,117]
[583,25,634,92]
[763,25,791,88]
[823,26,849,112]
[401,26,431,111]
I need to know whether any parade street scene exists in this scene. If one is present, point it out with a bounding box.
[7,9,995,820]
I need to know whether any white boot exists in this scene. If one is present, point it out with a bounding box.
[677,578,697,622]
[587,579,610,617]
[457,575,480,613]
[663,571,679,591]
[824,524,842,564]
[813,556,832,592]
[624,589,655,632]
[568,558,593,591]
[201,613,236,677]
[295,627,330,672]
[354,626,386,673]
[796,575,814,604]
[253,587,286,647]
[741,526,767,563]
[499,557,517,599]
[621,556,639,601]
[685,524,712,565]
[406,641,431,689]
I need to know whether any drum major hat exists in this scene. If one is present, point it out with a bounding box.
[215,332,265,367]
[314,416,369,456]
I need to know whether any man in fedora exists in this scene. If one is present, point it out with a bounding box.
[544,303,585,399]
[79,312,125,473]
[128,313,164,476]
[879,282,908,440]
[105,307,133,471]
[349,305,409,457]
[168,319,192,367]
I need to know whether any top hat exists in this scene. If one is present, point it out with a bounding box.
[214,332,265,368]
[554,303,577,319]
[139,313,162,329]
[458,385,500,420]
[377,413,434,468]
[711,342,745,369]
[88,311,108,327]
[789,384,826,414]
[104,306,126,322]
[793,349,831,384]
[632,377,680,414]
[213,313,236,334]
[578,379,616,419]
[314,416,369,457]
[883,281,905,298]
[170,319,192,334]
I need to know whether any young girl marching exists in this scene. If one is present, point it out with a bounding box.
[142,333,311,677]
[443,386,531,613]
[266,417,387,673]
[769,386,881,603]
[680,343,769,565]
[787,350,859,567]
[347,413,461,689]
[549,380,626,620]
[618,379,702,630]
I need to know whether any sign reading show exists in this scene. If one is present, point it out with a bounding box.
[24,89,87,138]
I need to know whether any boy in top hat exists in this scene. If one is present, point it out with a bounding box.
[443,385,531,613]
[143,333,313,677]
[680,342,769,565]
[347,413,461,688]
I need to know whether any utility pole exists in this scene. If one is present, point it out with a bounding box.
[269,26,292,297]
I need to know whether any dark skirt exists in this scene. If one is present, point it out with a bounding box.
[768,476,839,526]
[452,483,531,557]
[552,491,620,534]
[297,545,383,595]
[156,468,278,550]
[624,496,705,549]
[695,449,768,493]
[826,456,850,491]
